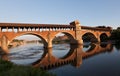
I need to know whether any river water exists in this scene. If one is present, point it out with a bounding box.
[0,43,120,76]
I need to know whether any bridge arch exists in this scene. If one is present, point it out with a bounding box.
[61,32,75,39]
[8,32,47,47]
[52,32,75,44]
[100,33,109,42]
[82,32,98,43]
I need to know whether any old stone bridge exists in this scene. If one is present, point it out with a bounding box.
[0,20,112,53]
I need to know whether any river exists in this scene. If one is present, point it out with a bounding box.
[0,43,120,76]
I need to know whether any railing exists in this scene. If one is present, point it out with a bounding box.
[0,23,111,32]
[0,27,74,33]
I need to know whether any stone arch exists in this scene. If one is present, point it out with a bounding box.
[62,32,75,39]
[51,32,75,44]
[100,33,109,42]
[8,33,47,47]
[82,32,98,43]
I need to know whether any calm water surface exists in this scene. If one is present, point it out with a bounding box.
[1,43,120,76]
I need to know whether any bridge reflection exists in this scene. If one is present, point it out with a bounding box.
[32,43,113,70]
[0,43,113,70]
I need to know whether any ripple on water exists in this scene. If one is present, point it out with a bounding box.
[8,44,44,65]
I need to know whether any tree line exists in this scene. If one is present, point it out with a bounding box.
[110,27,120,42]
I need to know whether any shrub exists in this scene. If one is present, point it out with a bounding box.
[0,59,55,76]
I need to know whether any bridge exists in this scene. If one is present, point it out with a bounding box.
[0,20,112,53]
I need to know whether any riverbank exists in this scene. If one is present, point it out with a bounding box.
[0,59,55,76]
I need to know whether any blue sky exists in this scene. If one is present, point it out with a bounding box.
[0,0,120,40]
[0,0,120,28]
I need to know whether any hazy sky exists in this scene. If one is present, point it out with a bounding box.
[0,0,120,40]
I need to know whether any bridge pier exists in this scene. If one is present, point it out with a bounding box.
[97,38,100,43]
[75,45,83,68]
[47,32,53,48]
[44,42,52,49]
[70,20,83,45]
[47,41,52,48]
[71,45,83,68]
[96,33,101,43]
[70,39,83,45]
[1,35,9,54]
[76,40,83,45]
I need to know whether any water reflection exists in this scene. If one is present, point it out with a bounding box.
[0,44,44,65]
[32,43,113,70]
[114,42,120,50]
[52,44,70,58]
[0,43,113,70]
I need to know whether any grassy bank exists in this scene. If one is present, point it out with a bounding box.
[0,59,55,76]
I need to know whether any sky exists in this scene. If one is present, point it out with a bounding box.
[0,0,120,40]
